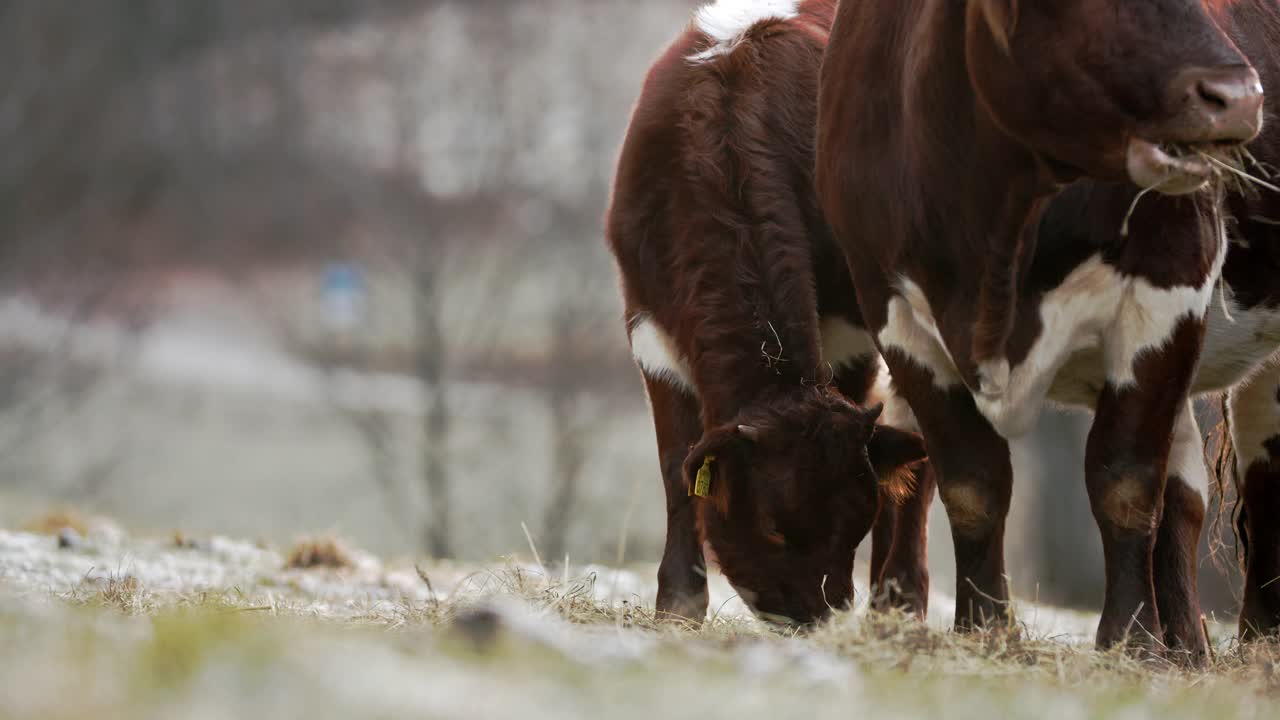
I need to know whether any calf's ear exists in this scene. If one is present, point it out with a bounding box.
[682,423,756,515]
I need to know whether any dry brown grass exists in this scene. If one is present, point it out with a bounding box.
[805,605,1280,693]
[283,536,355,570]
[21,508,91,537]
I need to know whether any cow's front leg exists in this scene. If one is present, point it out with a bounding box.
[1153,401,1209,664]
[645,378,709,623]
[883,351,1013,631]
[1229,362,1280,640]
[1087,317,1205,653]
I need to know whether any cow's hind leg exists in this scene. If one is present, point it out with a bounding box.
[882,350,1013,631]
[646,376,709,623]
[1153,402,1209,665]
[1229,363,1280,640]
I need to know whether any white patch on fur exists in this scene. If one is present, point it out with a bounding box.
[1168,401,1209,503]
[819,316,876,370]
[1004,230,1224,435]
[982,255,1125,436]
[976,357,1010,397]
[686,0,800,63]
[880,233,1223,440]
[628,313,695,393]
[876,279,962,390]
[1194,290,1280,393]
[1048,257,1269,410]
[868,357,920,432]
[1104,235,1226,388]
[1229,360,1280,473]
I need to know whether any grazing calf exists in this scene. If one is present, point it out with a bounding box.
[816,0,1263,656]
[606,0,927,627]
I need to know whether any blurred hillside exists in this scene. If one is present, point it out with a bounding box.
[0,0,1242,615]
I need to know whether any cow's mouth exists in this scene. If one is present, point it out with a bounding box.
[1125,138,1217,195]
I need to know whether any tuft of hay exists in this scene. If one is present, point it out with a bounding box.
[22,508,91,537]
[1122,143,1278,239]
[98,575,146,614]
[284,536,356,570]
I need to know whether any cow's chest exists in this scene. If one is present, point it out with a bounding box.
[1046,275,1272,409]
[880,243,1224,438]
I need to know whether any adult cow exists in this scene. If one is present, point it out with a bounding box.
[816,0,1264,656]
[606,0,927,627]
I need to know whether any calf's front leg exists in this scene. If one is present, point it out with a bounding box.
[1153,402,1209,664]
[870,463,935,618]
[645,377,709,623]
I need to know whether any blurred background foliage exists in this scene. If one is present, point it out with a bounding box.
[0,0,1243,615]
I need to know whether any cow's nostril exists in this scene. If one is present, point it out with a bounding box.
[1196,80,1230,111]
[1163,66,1264,144]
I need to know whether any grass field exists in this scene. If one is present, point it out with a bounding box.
[2,515,1279,719]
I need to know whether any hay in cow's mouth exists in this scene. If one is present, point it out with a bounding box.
[1192,145,1280,196]
[1120,142,1275,238]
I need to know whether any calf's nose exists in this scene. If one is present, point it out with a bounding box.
[1169,65,1264,143]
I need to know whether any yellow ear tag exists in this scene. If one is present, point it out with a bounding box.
[693,455,715,498]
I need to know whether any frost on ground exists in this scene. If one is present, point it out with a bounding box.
[1,520,1279,720]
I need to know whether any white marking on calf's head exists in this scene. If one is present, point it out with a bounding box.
[686,0,801,63]
[629,313,695,394]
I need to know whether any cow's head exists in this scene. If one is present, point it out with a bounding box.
[685,387,926,628]
[967,0,1263,195]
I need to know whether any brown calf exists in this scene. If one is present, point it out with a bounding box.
[606,0,926,627]
[817,0,1262,655]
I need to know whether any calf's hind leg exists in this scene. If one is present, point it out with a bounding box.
[646,376,710,623]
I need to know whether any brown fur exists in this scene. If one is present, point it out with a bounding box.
[815,0,1256,645]
[607,0,925,627]
[1027,2,1280,651]
[1238,453,1280,639]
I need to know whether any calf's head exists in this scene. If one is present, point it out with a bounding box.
[686,387,926,627]
[968,0,1263,195]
